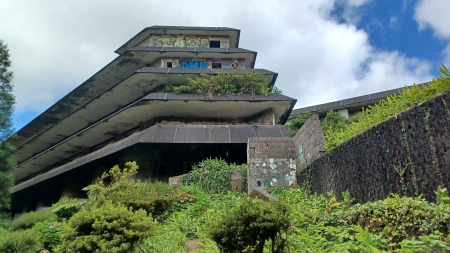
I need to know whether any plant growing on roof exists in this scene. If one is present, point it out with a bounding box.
[164,71,273,98]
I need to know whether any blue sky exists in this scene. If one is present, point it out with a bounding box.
[1,0,449,131]
[336,0,447,76]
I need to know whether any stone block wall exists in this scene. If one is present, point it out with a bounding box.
[292,114,326,184]
[310,92,450,203]
[247,137,297,194]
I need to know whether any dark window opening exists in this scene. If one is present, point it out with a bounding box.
[167,62,172,68]
[212,63,222,69]
[209,41,220,48]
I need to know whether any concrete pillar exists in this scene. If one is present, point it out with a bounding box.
[338,108,349,119]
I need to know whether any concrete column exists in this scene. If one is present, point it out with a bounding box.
[338,108,349,119]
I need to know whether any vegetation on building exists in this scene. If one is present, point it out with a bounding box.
[164,71,282,98]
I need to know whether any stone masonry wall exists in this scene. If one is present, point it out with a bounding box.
[310,92,450,203]
[292,114,326,184]
[247,138,297,194]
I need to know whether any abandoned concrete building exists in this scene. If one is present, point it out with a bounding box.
[10,26,297,213]
[9,25,425,214]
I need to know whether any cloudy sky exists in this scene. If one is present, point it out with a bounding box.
[1,0,449,130]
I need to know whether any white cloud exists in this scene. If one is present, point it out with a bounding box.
[0,0,433,117]
[414,0,450,39]
[388,16,399,30]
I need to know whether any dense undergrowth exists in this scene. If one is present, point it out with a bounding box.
[1,160,449,252]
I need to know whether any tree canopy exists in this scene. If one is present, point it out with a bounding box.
[0,39,16,210]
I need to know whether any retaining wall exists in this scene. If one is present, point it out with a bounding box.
[310,92,450,203]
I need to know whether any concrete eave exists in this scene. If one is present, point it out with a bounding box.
[11,124,287,193]
[12,94,295,181]
[115,26,241,54]
[13,68,278,168]
[12,48,257,149]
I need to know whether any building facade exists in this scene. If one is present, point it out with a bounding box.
[10,26,296,213]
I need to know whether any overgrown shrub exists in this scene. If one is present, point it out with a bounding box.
[131,223,187,253]
[33,218,65,251]
[164,71,274,98]
[56,202,157,253]
[180,158,247,194]
[50,197,86,220]
[326,194,450,247]
[206,198,290,253]
[271,187,450,252]
[287,112,311,136]
[0,212,10,230]
[84,161,176,219]
[10,211,57,231]
[0,229,42,253]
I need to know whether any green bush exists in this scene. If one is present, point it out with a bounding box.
[271,187,450,252]
[50,197,86,220]
[56,202,157,253]
[0,212,10,230]
[10,211,57,231]
[0,229,42,253]
[288,112,311,136]
[180,158,247,194]
[33,218,65,251]
[130,223,187,253]
[164,71,273,97]
[84,161,176,219]
[206,198,290,253]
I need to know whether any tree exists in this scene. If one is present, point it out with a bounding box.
[0,39,16,210]
[287,112,311,136]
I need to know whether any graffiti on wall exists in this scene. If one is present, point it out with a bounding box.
[186,38,209,48]
[176,60,207,69]
[151,35,230,48]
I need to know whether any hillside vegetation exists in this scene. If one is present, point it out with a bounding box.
[1,160,449,252]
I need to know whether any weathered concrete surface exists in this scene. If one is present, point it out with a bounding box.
[247,137,296,194]
[250,188,279,201]
[310,92,450,203]
[292,114,325,186]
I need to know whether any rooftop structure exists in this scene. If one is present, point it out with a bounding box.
[10,26,296,213]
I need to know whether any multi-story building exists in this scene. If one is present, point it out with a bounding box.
[10,26,297,213]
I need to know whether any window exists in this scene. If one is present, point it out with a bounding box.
[167,62,172,68]
[209,40,220,48]
[212,63,222,69]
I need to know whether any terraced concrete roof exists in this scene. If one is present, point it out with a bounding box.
[12,124,288,193]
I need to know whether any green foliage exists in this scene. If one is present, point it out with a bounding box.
[269,187,450,252]
[180,158,247,194]
[320,110,351,133]
[84,161,176,219]
[164,71,274,98]
[206,198,290,253]
[287,112,311,136]
[33,218,65,251]
[10,211,57,231]
[0,39,16,211]
[56,202,157,253]
[0,229,42,253]
[50,197,86,220]
[129,223,187,253]
[0,212,10,230]
[325,64,450,150]
[336,195,450,247]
